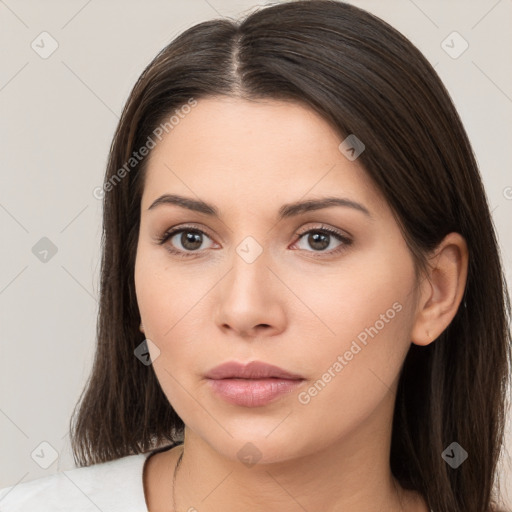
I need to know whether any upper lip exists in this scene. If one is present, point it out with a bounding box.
[205,360,304,380]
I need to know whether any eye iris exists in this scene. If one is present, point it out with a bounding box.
[181,231,202,250]
[309,232,329,251]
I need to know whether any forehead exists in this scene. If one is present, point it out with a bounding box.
[141,96,387,218]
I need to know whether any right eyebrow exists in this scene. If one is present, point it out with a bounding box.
[148,194,218,215]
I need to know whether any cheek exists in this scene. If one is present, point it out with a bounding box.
[134,247,213,383]
[134,250,205,415]
[286,246,413,362]
[289,254,416,431]
[287,245,415,348]
[135,246,197,338]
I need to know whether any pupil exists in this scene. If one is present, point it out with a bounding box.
[182,231,202,250]
[309,232,329,250]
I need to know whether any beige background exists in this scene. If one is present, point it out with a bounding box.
[0,0,511,506]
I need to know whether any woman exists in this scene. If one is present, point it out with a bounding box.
[1,1,510,511]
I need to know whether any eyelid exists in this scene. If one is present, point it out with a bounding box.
[156,223,216,246]
[294,223,352,240]
[156,223,214,241]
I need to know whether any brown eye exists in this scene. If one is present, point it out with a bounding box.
[158,227,215,256]
[305,232,330,251]
[294,227,351,253]
[178,230,204,251]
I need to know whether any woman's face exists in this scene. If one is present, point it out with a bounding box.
[134,96,421,463]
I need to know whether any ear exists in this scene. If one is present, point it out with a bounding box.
[411,232,468,346]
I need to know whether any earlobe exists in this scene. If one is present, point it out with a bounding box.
[411,232,468,347]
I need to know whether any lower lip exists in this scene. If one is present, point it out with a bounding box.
[207,378,304,407]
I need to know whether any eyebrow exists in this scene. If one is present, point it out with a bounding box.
[147,194,373,220]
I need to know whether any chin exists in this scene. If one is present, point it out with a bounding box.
[194,427,315,467]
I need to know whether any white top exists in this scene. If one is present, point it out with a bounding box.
[0,452,436,512]
[0,452,152,511]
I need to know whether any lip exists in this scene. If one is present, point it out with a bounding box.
[205,361,305,407]
[205,360,304,380]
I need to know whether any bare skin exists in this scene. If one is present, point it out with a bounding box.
[143,444,429,512]
[142,446,181,509]
[136,97,468,512]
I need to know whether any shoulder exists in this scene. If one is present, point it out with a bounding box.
[0,453,150,512]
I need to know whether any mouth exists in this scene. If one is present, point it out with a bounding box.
[205,360,305,407]
[205,360,304,380]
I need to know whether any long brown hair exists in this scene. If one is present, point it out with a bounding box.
[69,1,511,510]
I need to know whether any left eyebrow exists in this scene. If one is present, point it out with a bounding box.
[278,197,373,220]
[147,194,373,220]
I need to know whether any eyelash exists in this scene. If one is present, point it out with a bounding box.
[156,224,353,259]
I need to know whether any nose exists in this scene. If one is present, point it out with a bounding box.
[213,244,287,339]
